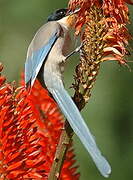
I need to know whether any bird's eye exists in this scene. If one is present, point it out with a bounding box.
[60,11,64,15]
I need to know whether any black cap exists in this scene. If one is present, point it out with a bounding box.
[47,8,68,22]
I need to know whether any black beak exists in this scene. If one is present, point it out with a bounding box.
[67,8,80,16]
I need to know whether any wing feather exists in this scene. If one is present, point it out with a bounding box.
[25,22,62,87]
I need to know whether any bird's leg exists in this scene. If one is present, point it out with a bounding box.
[64,43,83,61]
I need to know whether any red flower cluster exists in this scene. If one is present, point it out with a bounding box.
[68,0,133,65]
[101,0,132,64]
[69,0,133,21]
[0,63,79,179]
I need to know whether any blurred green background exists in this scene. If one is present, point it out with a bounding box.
[0,0,133,179]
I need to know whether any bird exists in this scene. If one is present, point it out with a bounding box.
[25,8,111,177]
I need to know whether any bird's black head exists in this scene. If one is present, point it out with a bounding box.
[47,8,68,22]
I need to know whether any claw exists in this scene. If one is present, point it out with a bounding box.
[65,43,83,61]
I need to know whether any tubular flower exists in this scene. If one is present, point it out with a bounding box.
[0,64,79,180]
[68,0,133,107]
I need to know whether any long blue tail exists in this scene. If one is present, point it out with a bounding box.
[49,86,111,178]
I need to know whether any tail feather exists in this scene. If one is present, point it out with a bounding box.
[49,87,111,178]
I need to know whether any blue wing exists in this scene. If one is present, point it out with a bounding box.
[48,80,111,178]
[25,21,62,87]
[25,32,58,87]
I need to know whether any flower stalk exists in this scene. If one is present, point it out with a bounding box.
[48,121,73,180]
[73,6,106,108]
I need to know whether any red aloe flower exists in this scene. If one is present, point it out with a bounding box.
[68,0,133,108]
[0,64,79,179]
[68,0,133,65]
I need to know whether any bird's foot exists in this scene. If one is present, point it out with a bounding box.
[65,43,83,61]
